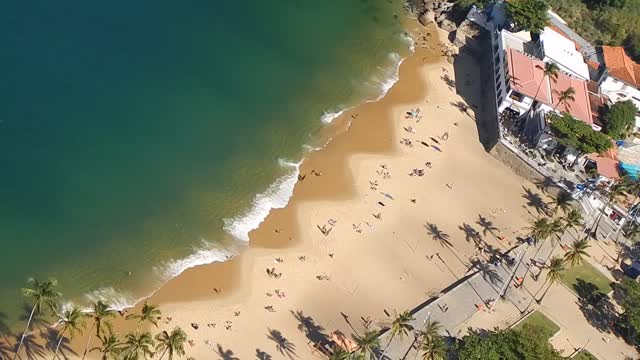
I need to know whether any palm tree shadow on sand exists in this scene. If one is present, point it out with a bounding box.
[267,328,297,359]
[424,223,453,248]
[522,186,549,215]
[41,326,77,359]
[0,310,14,359]
[255,348,273,360]
[290,310,328,345]
[215,343,240,360]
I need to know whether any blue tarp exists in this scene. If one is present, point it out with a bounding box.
[620,162,640,180]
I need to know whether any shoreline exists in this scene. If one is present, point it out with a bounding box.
[72,19,546,359]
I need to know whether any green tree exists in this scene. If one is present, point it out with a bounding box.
[155,327,187,360]
[352,327,381,360]
[506,0,550,33]
[82,301,116,360]
[549,113,613,154]
[536,256,567,304]
[549,191,573,215]
[564,238,591,266]
[604,100,638,139]
[13,278,61,360]
[91,332,122,360]
[527,217,552,244]
[563,209,583,233]
[455,325,563,359]
[379,310,414,360]
[613,277,640,343]
[52,306,86,359]
[126,303,161,328]
[122,332,155,360]
[417,320,446,360]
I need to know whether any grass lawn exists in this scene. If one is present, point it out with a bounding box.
[514,310,560,339]
[572,350,598,360]
[560,262,612,296]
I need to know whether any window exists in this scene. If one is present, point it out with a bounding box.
[509,91,524,102]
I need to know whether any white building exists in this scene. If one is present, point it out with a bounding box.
[489,27,597,131]
[538,28,590,81]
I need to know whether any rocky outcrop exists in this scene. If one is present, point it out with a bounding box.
[409,0,457,31]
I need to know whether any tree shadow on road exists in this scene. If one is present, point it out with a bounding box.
[469,258,503,286]
[575,279,617,335]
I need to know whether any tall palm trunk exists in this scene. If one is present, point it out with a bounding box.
[52,328,67,360]
[536,281,555,304]
[523,277,548,314]
[81,320,97,360]
[13,304,36,360]
[378,334,395,360]
[158,347,169,360]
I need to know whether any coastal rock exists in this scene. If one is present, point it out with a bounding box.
[438,19,457,33]
[447,55,455,64]
[418,10,435,26]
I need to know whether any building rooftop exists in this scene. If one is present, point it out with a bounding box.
[602,46,640,87]
[507,49,593,125]
[540,28,590,80]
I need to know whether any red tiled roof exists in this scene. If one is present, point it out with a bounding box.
[507,49,593,125]
[602,46,640,86]
[507,49,551,103]
[550,75,592,125]
[588,154,620,179]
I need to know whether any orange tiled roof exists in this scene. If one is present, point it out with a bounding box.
[507,49,593,125]
[602,46,640,86]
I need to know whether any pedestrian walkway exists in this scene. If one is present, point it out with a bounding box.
[379,223,606,359]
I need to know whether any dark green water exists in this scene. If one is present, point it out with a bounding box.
[0,0,410,320]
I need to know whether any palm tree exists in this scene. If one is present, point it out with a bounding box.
[13,278,61,360]
[419,334,445,360]
[553,87,576,111]
[404,319,442,360]
[378,310,414,360]
[126,303,161,328]
[90,332,122,360]
[549,191,573,215]
[122,332,155,360]
[82,301,116,360]
[590,181,627,239]
[352,327,380,360]
[52,306,85,359]
[563,209,583,238]
[531,62,559,111]
[155,327,187,360]
[536,256,566,304]
[564,238,591,267]
[526,218,551,245]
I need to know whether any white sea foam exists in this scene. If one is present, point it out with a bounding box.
[155,241,235,279]
[320,109,346,124]
[85,286,139,311]
[222,160,300,242]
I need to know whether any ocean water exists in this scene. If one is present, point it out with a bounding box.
[0,0,410,322]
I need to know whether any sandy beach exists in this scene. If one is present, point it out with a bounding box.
[72,22,553,359]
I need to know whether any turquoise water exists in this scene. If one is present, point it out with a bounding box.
[0,0,410,321]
